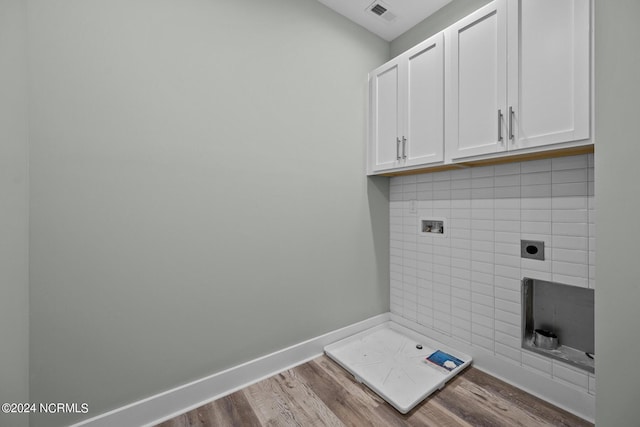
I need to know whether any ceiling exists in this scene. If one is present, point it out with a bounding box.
[317,0,452,42]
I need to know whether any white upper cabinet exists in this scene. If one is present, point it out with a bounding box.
[368,0,592,174]
[445,0,508,162]
[446,0,591,162]
[507,0,591,150]
[369,33,445,174]
[403,33,445,168]
[370,60,401,172]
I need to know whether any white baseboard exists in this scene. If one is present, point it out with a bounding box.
[390,314,595,423]
[70,313,390,427]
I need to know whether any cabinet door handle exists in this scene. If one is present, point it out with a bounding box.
[509,106,515,141]
[498,109,503,142]
[402,136,407,159]
[396,137,401,160]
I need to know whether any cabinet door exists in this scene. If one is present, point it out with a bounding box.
[445,0,507,162]
[369,61,401,172]
[507,0,590,150]
[403,33,445,167]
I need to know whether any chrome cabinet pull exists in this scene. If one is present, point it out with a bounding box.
[509,106,515,141]
[402,136,407,159]
[396,137,401,160]
[498,109,503,142]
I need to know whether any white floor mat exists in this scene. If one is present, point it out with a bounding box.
[324,322,472,414]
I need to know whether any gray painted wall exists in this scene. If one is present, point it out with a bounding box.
[27,0,389,425]
[390,0,491,57]
[594,0,640,425]
[0,1,29,427]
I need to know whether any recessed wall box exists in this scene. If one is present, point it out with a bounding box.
[419,218,446,237]
[521,240,544,260]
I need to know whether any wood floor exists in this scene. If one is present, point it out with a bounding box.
[157,355,592,427]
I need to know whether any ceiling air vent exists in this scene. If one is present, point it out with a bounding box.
[367,1,397,22]
[371,4,387,16]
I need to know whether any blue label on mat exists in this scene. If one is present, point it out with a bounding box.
[426,350,464,371]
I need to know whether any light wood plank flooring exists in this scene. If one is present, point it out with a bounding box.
[157,355,592,427]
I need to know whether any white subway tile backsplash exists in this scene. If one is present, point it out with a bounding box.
[452,327,472,342]
[471,263,494,279]
[523,351,552,376]
[451,168,472,180]
[552,155,588,171]
[495,254,520,269]
[471,165,495,178]
[390,154,594,395]
[433,180,451,191]
[521,221,552,235]
[496,343,522,364]
[495,208,520,221]
[473,281,494,297]
[552,222,589,237]
[471,199,493,209]
[452,295,471,312]
[552,182,588,197]
[494,162,521,175]
[495,185,521,199]
[472,293,494,308]
[552,273,588,288]
[552,168,588,184]
[451,189,471,200]
[495,298,520,315]
[473,324,494,340]
[451,218,471,229]
[552,196,588,210]
[451,238,471,249]
[495,331,520,348]
[494,276,520,292]
[471,219,494,231]
[471,187,495,199]
[494,174,520,187]
[495,265,521,280]
[472,176,494,188]
[495,198,521,209]
[522,171,552,186]
[521,270,552,282]
[521,258,552,273]
[553,235,588,251]
[432,171,451,181]
[471,230,494,242]
[553,362,589,390]
[552,248,588,265]
[451,269,471,283]
[494,220,520,233]
[494,231,520,245]
[552,209,588,223]
[469,271,492,287]
[416,173,433,183]
[495,287,519,304]
[521,184,552,198]
[452,199,472,209]
[495,308,520,326]
[452,315,472,331]
[521,159,551,173]
[451,276,471,290]
[494,242,519,256]
[401,175,418,185]
[495,319,520,338]
[472,335,495,352]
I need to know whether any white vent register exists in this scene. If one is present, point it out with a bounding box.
[367,1,397,22]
